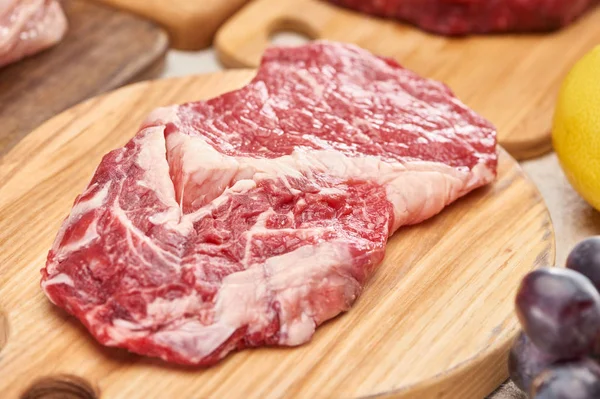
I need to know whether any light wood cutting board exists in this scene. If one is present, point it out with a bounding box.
[215,0,600,161]
[0,0,168,157]
[90,0,250,50]
[0,70,554,399]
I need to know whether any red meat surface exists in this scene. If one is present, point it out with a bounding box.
[42,42,497,365]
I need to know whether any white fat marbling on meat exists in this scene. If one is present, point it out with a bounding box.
[166,131,303,186]
[469,161,497,187]
[318,187,346,196]
[241,207,274,264]
[148,207,182,225]
[103,318,149,345]
[229,179,256,193]
[70,183,110,219]
[213,266,271,334]
[54,219,100,260]
[136,126,179,211]
[41,273,74,289]
[143,105,180,127]
[152,321,235,363]
[292,68,324,98]
[112,205,181,266]
[45,183,111,275]
[265,242,354,345]
[277,174,302,195]
[162,132,483,232]
[112,318,142,330]
[210,241,353,349]
[146,294,205,324]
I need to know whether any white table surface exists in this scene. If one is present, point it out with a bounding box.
[157,45,600,399]
[161,49,222,78]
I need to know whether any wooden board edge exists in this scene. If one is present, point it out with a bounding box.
[90,0,249,50]
[214,0,327,68]
[103,30,170,91]
[129,56,167,85]
[215,34,252,69]
[215,23,264,68]
[373,157,556,398]
[503,135,554,161]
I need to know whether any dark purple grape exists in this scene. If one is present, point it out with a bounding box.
[509,331,560,392]
[516,267,600,358]
[567,237,600,292]
[531,358,600,398]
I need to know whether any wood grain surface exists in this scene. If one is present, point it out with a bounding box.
[91,0,250,50]
[215,0,600,161]
[0,0,168,158]
[0,71,554,399]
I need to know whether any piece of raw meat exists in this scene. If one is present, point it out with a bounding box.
[41,41,498,366]
[327,0,598,35]
[0,0,67,68]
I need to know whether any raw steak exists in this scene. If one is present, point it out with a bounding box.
[327,0,598,35]
[41,41,498,366]
[0,0,67,68]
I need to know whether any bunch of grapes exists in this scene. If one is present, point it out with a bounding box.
[510,237,600,398]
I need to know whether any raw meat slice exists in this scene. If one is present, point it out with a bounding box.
[327,0,598,35]
[0,0,67,68]
[41,41,498,366]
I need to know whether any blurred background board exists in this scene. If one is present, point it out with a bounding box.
[0,0,168,156]
[92,0,250,50]
[215,0,600,160]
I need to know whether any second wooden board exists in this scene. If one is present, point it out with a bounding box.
[0,0,168,156]
[0,71,553,398]
[216,0,600,160]
[92,0,250,50]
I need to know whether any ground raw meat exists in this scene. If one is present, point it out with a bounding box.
[41,41,498,366]
[327,0,598,35]
[0,0,67,68]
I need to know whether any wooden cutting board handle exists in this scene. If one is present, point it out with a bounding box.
[216,0,326,67]
[216,0,600,161]
[92,0,250,50]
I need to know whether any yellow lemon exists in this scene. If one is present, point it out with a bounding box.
[553,45,600,211]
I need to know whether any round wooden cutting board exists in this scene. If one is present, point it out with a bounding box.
[0,71,554,399]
